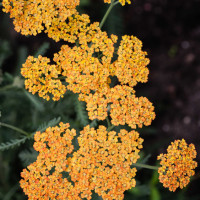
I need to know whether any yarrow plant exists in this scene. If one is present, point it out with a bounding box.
[1,0,198,199]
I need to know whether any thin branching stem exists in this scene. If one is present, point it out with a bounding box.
[99,0,120,29]
[132,163,159,170]
[107,124,115,132]
[0,122,30,136]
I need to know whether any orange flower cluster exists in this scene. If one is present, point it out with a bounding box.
[104,0,131,6]
[20,123,80,199]
[69,125,143,200]
[157,139,197,192]
[83,85,155,129]
[21,28,154,127]
[20,124,143,200]
[115,35,150,87]
[2,0,79,36]
[46,14,91,43]
[21,56,66,101]
[53,31,117,95]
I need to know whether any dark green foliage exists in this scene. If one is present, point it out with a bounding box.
[0,136,31,151]
[74,94,90,126]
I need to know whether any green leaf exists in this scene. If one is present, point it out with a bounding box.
[150,187,160,200]
[128,185,150,196]
[0,40,11,67]
[74,95,89,126]
[34,42,50,57]
[0,117,61,151]
[23,90,45,111]
[36,117,61,132]
[3,184,19,200]
[0,136,31,151]
[151,170,159,186]
[16,46,28,74]
[90,119,98,128]
[19,148,38,166]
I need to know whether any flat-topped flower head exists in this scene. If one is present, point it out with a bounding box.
[20,122,80,199]
[21,56,66,101]
[69,125,143,200]
[115,35,150,87]
[2,0,80,36]
[104,0,131,6]
[157,139,197,192]
[53,31,117,95]
[83,85,155,129]
[46,14,91,43]
[108,85,155,128]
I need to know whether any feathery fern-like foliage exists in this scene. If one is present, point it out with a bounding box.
[0,136,31,151]
[36,117,61,132]
[0,117,61,151]
[74,95,89,126]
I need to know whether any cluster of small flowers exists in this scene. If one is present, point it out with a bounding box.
[20,123,143,200]
[20,123,78,199]
[20,16,155,128]
[3,0,198,198]
[2,0,79,35]
[21,56,66,101]
[157,139,197,192]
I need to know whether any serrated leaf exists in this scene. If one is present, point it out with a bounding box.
[36,117,61,132]
[90,119,98,128]
[74,95,89,126]
[19,148,38,166]
[23,90,45,111]
[34,42,50,57]
[0,136,31,151]
[0,118,61,151]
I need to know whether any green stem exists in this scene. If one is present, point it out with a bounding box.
[107,124,115,132]
[99,0,119,29]
[0,122,30,136]
[106,117,111,127]
[132,163,159,170]
[54,76,66,80]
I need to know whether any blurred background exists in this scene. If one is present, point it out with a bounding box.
[0,0,200,199]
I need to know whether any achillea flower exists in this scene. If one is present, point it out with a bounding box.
[83,85,155,129]
[108,85,155,128]
[69,125,143,200]
[157,139,197,192]
[46,14,91,43]
[53,31,117,95]
[2,0,80,36]
[104,0,131,6]
[115,35,150,87]
[20,122,80,199]
[21,56,66,101]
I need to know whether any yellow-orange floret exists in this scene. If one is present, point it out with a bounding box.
[46,14,91,43]
[108,85,155,129]
[20,122,81,200]
[115,35,150,87]
[104,0,131,6]
[53,31,117,95]
[2,0,80,36]
[69,125,143,200]
[81,90,109,121]
[21,55,66,101]
[157,139,197,192]
[83,85,155,129]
